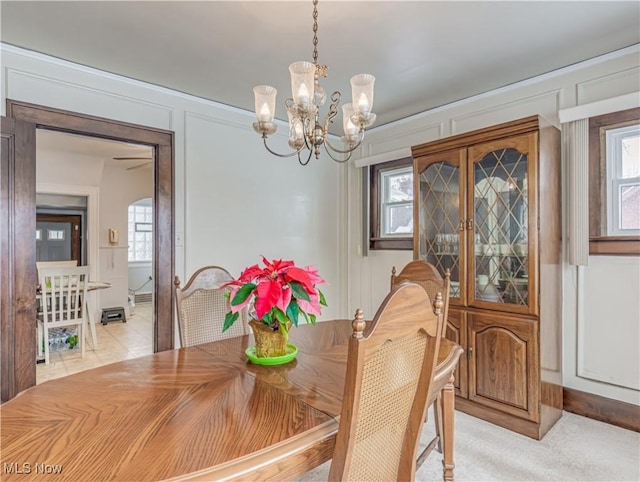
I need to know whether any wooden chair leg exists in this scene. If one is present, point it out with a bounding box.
[441,374,455,481]
[434,392,444,453]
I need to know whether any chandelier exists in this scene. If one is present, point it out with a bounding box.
[252,0,376,166]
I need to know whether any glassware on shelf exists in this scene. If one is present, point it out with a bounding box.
[443,234,451,253]
[435,233,442,254]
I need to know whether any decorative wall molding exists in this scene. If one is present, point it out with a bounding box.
[1,43,257,120]
[366,122,442,157]
[576,67,640,105]
[6,68,174,130]
[450,89,561,134]
[364,45,640,139]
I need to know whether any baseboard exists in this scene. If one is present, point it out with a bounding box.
[563,387,640,432]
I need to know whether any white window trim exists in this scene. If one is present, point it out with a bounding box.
[379,165,413,238]
[606,124,640,236]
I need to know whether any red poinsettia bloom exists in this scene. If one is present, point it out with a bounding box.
[223,256,327,334]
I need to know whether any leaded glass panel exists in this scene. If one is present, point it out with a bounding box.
[473,148,529,307]
[419,162,461,299]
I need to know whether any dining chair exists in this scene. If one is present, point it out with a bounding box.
[391,260,463,480]
[36,260,78,278]
[38,266,89,365]
[329,282,444,482]
[174,266,248,347]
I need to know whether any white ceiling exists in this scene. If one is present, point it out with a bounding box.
[36,129,153,170]
[2,1,639,142]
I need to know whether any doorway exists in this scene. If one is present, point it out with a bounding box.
[36,213,82,264]
[35,131,156,380]
[2,100,175,401]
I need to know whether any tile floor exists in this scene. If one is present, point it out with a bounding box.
[36,301,153,384]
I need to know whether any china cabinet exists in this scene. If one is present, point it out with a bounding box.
[411,116,562,439]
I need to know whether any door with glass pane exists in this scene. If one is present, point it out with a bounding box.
[415,149,466,304]
[467,134,537,315]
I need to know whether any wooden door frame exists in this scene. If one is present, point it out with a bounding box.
[5,100,174,398]
[36,213,82,263]
[1,116,36,401]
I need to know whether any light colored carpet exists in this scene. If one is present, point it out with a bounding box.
[296,411,640,481]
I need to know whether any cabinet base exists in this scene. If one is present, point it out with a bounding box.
[455,397,561,440]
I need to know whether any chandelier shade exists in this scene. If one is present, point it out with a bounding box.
[252,0,376,165]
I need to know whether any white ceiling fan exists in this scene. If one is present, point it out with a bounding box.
[113,156,153,171]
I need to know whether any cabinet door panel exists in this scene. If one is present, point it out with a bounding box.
[445,308,467,397]
[415,149,467,305]
[468,312,539,422]
[467,133,538,316]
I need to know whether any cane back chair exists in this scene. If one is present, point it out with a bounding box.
[391,260,464,480]
[174,266,248,347]
[329,282,444,482]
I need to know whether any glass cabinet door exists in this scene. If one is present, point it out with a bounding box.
[468,135,535,312]
[417,150,466,303]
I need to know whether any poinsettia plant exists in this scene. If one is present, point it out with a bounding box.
[223,257,327,338]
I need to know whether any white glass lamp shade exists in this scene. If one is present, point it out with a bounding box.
[254,85,277,123]
[351,74,375,114]
[289,61,315,107]
[287,110,305,148]
[342,103,358,137]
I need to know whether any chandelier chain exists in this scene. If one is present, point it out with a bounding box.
[312,0,319,66]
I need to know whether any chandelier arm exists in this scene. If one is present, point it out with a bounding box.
[323,129,365,154]
[323,142,353,163]
[298,148,314,166]
[262,136,306,158]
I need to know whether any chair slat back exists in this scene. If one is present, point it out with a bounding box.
[329,282,444,482]
[174,266,248,347]
[39,266,89,324]
[391,260,451,339]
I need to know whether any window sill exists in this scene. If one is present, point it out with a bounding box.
[589,236,640,256]
[369,237,413,250]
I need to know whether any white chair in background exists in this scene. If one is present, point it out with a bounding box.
[36,260,78,279]
[37,266,89,364]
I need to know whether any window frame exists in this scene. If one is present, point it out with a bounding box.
[589,107,640,255]
[369,157,413,250]
[128,203,153,262]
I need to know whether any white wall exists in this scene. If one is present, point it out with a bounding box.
[1,44,348,342]
[98,165,152,311]
[348,46,640,405]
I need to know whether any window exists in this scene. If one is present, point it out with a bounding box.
[369,158,413,250]
[47,229,65,241]
[589,107,640,255]
[606,124,640,235]
[128,199,153,262]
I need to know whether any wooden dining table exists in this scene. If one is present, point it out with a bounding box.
[1,319,354,481]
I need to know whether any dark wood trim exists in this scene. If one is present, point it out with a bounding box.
[369,157,413,251]
[5,100,175,400]
[588,107,640,255]
[1,116,37,402]
[563,387,640,432]
[589,237,640,256]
